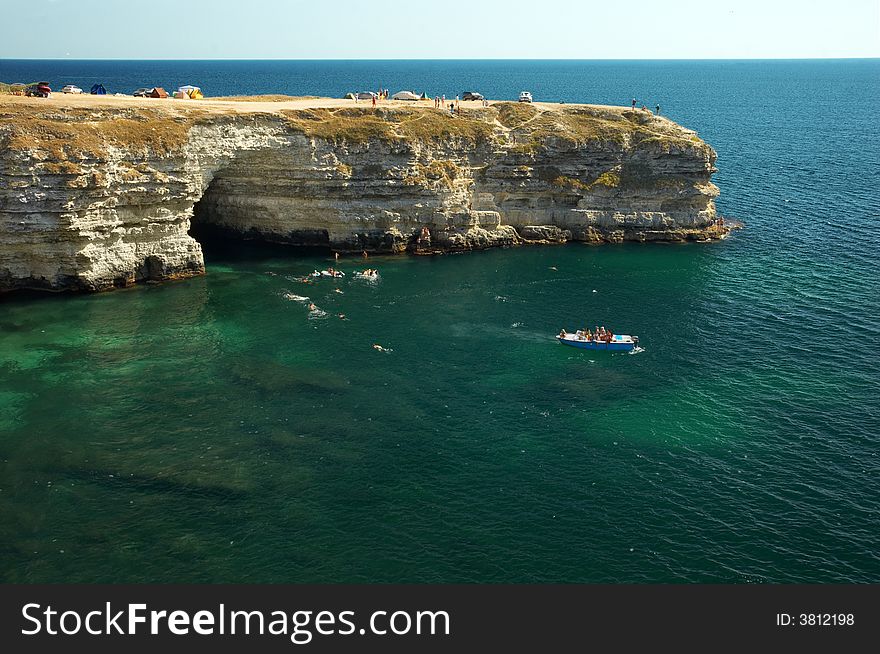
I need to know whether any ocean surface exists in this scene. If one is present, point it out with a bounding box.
[1,60,878,583]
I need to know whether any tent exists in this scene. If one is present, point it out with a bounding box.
[391,90,420,101]
[177,85,203,99]
[150,87,169,98]
[343,92,356,100]
[90,83,107,95]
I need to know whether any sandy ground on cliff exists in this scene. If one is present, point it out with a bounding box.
[0,92,631,116]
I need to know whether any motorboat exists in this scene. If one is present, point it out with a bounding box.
[556,330,639,352]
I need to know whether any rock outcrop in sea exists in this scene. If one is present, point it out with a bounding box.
[0,99,723,293]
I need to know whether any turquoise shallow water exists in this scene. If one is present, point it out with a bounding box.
[1,60,879,583]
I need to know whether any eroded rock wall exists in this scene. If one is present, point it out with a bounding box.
[0,101,723,293]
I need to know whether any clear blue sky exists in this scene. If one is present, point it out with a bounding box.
[2,0,878,59]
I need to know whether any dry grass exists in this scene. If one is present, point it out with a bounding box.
[507,105,706,155]
[282,106,493,144]
[282,108,395,143]
[591,170,621,189]
[494,102,539,128]
[0,96,709,172]
[552,170,620,191]
[403,160,461,189]
[1,106,193,160]
[395,108,493,143]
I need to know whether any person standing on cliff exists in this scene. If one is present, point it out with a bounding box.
[372,94,377,107]
[655,104,661,115]
[631,98,637,109]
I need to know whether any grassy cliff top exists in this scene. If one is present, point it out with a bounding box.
[0,94,711,160]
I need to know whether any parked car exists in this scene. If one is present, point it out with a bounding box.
[356,91,378,100]
[518,91,533,103]
[133,88,152,97]
[25,82,52,98]
[60,85,83,94]
[462,91,484,101]
[391,90,420,101]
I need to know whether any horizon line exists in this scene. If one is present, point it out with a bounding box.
[3,56,879,62]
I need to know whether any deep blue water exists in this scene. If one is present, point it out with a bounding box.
[1,60,879,582]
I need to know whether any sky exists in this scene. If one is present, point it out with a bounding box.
[1,0,878,59]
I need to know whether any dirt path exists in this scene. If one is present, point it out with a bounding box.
[0,92,626,118]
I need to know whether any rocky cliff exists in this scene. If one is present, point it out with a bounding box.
[0,97,724,293]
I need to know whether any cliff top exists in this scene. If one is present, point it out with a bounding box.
[0,92,642,115]
[0,93,708,161]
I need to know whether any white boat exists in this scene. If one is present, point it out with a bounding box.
[519,91,533,103]
[556,331,639,352]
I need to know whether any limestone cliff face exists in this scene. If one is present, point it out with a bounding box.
[0,100,722,293]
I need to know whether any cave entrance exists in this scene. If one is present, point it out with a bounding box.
[189,173,332,263]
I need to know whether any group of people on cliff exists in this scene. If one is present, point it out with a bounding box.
[632,98,661,115]
[559,326,615,343]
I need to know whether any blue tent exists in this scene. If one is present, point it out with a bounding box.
[90,83,106,95]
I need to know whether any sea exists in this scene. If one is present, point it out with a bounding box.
[0,60,878,583]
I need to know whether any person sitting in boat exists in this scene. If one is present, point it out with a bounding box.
[585,329,593,341]
[559,329,567,338]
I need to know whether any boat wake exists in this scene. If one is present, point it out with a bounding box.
[628,346,645,355]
